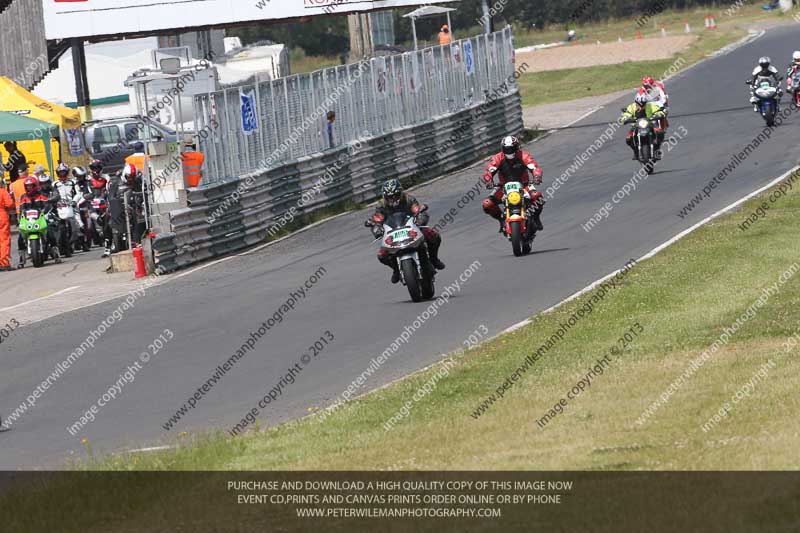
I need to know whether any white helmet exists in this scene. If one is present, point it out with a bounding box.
[122,163,139,182]
[793,51,800,63]
[501,135,520,160]
[634,93,648,106]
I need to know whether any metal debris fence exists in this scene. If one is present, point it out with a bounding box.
[193,26,517,185]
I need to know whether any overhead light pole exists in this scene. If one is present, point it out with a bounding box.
[481,0,493,34]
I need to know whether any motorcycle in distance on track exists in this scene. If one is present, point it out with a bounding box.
[19,208,51,268]
[55,200,75,258]
[747,77,781,127]
[366,211,436,302]
[789,71,800,108]
[495,180,536,257]
[622,110,658,174]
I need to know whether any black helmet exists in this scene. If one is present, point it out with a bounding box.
[132,141,145,152]
[89,159,103,173]
[56,163,70,179]
[382,178,403,207]
[759,56,771,69]
[72,166,87,180]
[501,135,521,158]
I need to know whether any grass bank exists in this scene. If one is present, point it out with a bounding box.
[80,168,800,471]
[517,4,793,107]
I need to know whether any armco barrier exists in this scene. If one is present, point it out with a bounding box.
[152,90,522,272]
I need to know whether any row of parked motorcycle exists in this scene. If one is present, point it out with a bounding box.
[18,171,144,268]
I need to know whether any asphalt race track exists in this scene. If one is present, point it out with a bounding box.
[2,25,799,469]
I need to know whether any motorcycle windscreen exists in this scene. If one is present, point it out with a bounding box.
[386,212,410,230]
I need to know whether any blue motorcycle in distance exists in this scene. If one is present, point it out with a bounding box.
[748,76,781,127]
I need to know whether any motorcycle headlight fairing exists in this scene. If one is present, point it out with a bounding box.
[507,191,522,205]
[637,118,649,129]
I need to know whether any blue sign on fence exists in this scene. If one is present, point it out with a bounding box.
[240,87,258,135]
[464,41,475,76]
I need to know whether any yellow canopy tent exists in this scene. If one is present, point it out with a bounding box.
[0,76,89,183]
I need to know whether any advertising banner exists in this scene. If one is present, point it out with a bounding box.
[239,87,258,136]
[463,40,475,76]
[43,0,457,40]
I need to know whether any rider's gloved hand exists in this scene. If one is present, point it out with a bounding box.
[371,226,383,239]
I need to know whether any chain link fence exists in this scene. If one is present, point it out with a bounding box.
[193,26,517,186]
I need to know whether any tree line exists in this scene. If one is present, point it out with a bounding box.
[228,0,723,57]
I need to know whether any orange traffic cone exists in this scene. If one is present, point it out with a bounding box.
[708,15,717,29]
[684,19,691,33]
[661,27,667,37]
[636,30,643,39]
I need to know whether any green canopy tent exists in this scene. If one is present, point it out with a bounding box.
[0,111,59,174]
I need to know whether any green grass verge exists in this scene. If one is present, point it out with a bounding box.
[512,4,784,49]
[516,5,797,108]
[76,168,800,472]
[289,48,341,74]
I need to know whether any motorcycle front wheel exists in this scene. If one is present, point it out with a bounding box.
[764,106,776,127]
[510,221,523,257]
[30,239,44,268]
[401,258,423,303]
[59,224,73,258]
[642,142,655,174]
[421,268,435,300]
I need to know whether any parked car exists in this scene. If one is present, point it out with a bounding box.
[83,117,177,173]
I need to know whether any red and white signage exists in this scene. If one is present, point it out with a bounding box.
[44,0,457,40]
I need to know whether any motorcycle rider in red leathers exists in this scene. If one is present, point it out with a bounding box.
[786,51,800,102]
[482,136,544,233]
[88,159,113,257]
[18,177,62,266]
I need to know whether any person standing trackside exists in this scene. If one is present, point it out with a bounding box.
[326,111,336,149]
[182,141,204,188]
[3,141,27,185]
[125,141,149,173]
[11,164,29,267]
[438,25,452,45]
[0,185,13,271]
[10,164,27,216]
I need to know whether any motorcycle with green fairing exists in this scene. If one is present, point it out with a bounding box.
[19,207,53,268]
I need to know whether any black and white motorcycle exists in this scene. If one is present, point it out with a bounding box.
[367,211,436,302]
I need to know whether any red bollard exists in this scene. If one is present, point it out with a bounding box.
[132,245,147,279]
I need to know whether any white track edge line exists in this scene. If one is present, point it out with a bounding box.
[335,165,799,410]
[0,286,80,312]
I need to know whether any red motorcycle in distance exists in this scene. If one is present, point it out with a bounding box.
[788,68,800,107]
